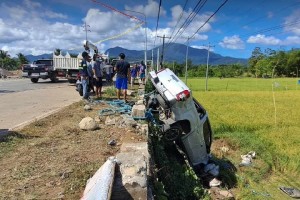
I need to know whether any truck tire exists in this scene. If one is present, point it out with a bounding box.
[68,79,76,84]
[50,77,58,83]
[31,78,39,83]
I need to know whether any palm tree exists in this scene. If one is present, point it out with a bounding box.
[0,50,10,59]
[17,53,29,65]
[54,49,61,56]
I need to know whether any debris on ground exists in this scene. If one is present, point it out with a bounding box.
[209,178,222,187]
[279,186,300,198]
[239,151,256,167]
[84,105,92,111]
[79,117,98,130]
[108,139,117,146]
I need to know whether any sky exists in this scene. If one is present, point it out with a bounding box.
[1,0,300,59]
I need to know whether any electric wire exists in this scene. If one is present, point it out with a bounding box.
[153,0,162,47]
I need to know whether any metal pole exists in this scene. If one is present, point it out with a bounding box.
[173,61,175,71]
[124,10,147,68]
[205,45,210,91]
[185,38,189,84]
[151,49,154,70]
[157,48,159,71]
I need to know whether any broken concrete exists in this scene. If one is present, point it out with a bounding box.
[111,142,149,200]
[131,104,145,118]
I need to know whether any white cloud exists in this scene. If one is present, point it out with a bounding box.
[284,9,300,35]
[219,35,245,49]
[124,0,166,18]
[247,34,281,45]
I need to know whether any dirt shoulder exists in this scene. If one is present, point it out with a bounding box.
[0,91,147,199]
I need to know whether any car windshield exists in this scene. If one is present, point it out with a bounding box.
[34,60,52,65]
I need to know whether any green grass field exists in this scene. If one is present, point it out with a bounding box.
[190,77,300,199]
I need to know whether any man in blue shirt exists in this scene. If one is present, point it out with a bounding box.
[115,53,130,101]
[130,64,138,88]
[80,52,91,100]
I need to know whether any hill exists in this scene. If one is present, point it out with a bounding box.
[24,43,248,65]
[105,43,248,65]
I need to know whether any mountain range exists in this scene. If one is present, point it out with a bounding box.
[25,43,248,65]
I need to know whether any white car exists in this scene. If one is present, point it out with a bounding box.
[146,68,213,166]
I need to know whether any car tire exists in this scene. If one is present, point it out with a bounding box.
[31,78,39,83]
[164,124,182,141]
[68,79,76,84]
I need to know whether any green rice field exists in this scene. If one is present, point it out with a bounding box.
[190,77,300,199]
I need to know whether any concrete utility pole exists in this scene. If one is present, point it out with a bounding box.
[185,36,194,84]
[205,43,215,91]
[124,10,147,67]
[156,48,159,71]
[83,22,90,41]
[151,49,154,70]
[157,35,171,68]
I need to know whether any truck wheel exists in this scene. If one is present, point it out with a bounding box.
[50,77,58,83]
[31,78,39,83]
[68,79,76,84]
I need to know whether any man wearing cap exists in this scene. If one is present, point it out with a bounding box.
[80,51,91,100]
[114,53,130,101]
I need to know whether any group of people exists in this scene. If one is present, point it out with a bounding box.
[80,52,113,100]
[130,61,146,88]
[80,51,146,102]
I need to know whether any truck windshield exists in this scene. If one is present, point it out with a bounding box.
[34,60,52,65]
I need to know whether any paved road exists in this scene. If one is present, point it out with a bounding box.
[0,78,81,135]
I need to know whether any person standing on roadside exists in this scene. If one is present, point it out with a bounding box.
[80,52,91,100]
[92,54,103,98]
[114,53,130,102]
[139,60,146,85]
[130,64,138,88]
[87,58,95,94]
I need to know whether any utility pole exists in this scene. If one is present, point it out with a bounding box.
[157,35,171,68]
[151,49,154,70]
[173,61,175,72]
[185,36,193,84]
[83,22,91,41]
[156,48,159,71]
[205,43,215,91]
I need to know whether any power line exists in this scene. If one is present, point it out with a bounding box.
[153,0,162,47]
[167,0,208,46]
[190,0,229,39]
[166,0,189,44]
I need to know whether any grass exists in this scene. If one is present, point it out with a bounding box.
[185,77,300,91]
[190,77,300,199]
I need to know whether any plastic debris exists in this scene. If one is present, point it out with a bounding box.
[239,151,256,167]
[279,187,300,198]
[209,178,222,187]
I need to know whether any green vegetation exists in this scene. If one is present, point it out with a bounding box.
[191,78,300,199]
[0,50,29,71]
[163,48,300,79]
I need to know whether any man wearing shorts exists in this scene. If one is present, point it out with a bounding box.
[115,53,130,101]
[92,54,103,98]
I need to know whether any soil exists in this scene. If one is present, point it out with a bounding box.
[0,94,147,199]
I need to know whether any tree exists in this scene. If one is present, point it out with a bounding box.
[54,49,61,56]
[0,50,10,59]
[248,47,265,77]
[17,53,29,65]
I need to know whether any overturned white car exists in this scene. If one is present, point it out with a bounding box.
[146,68,213,166]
